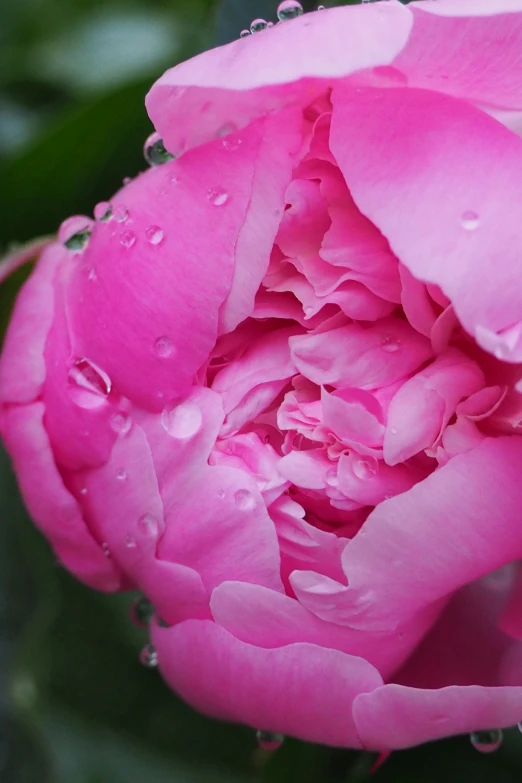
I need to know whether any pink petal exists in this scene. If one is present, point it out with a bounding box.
[211,581,442,681]
[394,0,522,110]
[143,388,284,594]
[353,683,522,751]
[0,242,64,404]
[336,437,522,631]
[152,619,383,748]
[289,317,432,389]
[1,403,121,591]
[330,86,522,360]
[146,2,413,155]
[67,119,286,412]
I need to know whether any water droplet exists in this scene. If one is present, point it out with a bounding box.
[277,1,303,21]
[94,201,112,221]
[256,731,284,751]
[461,210,480,231]
[120,230,136,248]
[217,488,226,500]
[144,132,175,166]
[68,358,111,408]
[102,543,111,558]
[207,189,229,206]
[161,401,203,439]
[124,534,137,548]
[153,336,174,358]
[234,488,256,510]
[138,514,160,538]
[113,204,129,223]
[517,722,522,733]
[130,596,153,626]
[140,643,158,668]
[116,469,128,481]
[267,21,274,27]
[110,411,131,436]
[145,225,164,246]
[317,4,325,8]
[381,334,401,353]
[470,729,503,753]
[222,135,242,151]
[80,487,88,496]
[240,29,250,37]
[325,468,339,488]
[65,230,91,251]
[390,426,397,435]
[59,216,94,248]
[123,176,132,186]
[250,18,269,33]
[353,456,379,480]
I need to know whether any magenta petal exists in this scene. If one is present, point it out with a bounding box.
[146,2,412,155]
[330,86,522,358]
[67,120,283,411]
[2,403,121,591]
[152,619,383,747]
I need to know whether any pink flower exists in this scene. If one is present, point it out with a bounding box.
[2,0,522,751]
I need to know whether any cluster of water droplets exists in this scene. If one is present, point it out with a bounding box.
[240,1,303,36]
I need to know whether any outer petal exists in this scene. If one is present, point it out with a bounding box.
[1,403,121,591]
[330,86,522,361]
[67,117,294,412]
[146,2,413,154]
[152,619,383,748]
[353,683,522,751]
[393,0,522,110]
[0,242,63,404]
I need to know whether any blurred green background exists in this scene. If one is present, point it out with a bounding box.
[2,0,522,780]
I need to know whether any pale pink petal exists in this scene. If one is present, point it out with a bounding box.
[152,619,383,748]
[394,0,522,110]
[330,86,522,360]
[290,317,432,389]
[146,2,413,155]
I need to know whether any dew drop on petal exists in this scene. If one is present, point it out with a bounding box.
[353,456,379,480]
[470,730,503,753]
[138,514,160,538]
[256,731,284,751]
[317,4,325,8]
[240,28,250,37]
[234,488,256,510]
[325,468,339,488]
[461,210,480,231]
[277,1,303,21]
[381,334,401,353]
[110,411,132,435]
[79,487,88,496]
[153,336,174,358]
[120,230,136,248]
[123,176,132,186]
[217,488,226,500]
[68,358,111,408]
[59,216,94,249]
[161,401,203,439]
[112,204,129,223]
[145,225,164,245]
[124,534,137,549]
[102,543,111,558]
[130,596,153,626]
[94,201,112,221]
[144,132,175,166]
[116,469,128,481]
[207,189,229,206]
[140,643,158,668]
[250,18,269,33]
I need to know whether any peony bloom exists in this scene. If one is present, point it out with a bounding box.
[3,0,522,751]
